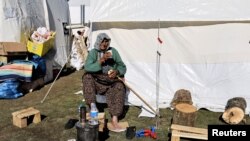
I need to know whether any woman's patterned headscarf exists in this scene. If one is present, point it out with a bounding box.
[94,33,111,51]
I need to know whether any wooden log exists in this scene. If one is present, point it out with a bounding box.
[225,97,247,111]
[222,97,247,124]
[172,103,197,127]
[170,89,193,108]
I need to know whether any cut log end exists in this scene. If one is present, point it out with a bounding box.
[175,103,197,113]
[222,107,245,125]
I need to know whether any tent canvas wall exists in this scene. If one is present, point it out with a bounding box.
[89,0,250,116]
[0,0,46,42]
[45,0,71,67]
[0,0,71,68]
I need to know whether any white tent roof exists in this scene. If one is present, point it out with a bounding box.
[90,0,250,22]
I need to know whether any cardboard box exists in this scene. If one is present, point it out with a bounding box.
[27,37,55,57]
[0,55,27,64]
[0,42,27,63]
[0,42,27,55]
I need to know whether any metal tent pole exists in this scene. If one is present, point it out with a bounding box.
[156,19,162,129]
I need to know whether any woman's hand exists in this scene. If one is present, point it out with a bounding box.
[99,52,112,64]
[108,70,118,79]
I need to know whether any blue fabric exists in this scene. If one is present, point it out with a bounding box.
[0,79,23,99]
[29,54,46,74]
[28,54,46,78]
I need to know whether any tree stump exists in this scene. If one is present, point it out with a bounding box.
[222,97,247,124]
[172,103,197,127]
[170,89,193,108]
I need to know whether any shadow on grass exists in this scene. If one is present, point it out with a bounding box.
[26,114,47,126]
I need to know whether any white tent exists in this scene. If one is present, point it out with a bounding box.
[89,0,250,116]
[0,0,71,67]
[68,0,90,24]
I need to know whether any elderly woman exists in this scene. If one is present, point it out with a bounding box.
[82,33,127,132]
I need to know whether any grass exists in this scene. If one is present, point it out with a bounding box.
[0,70,249,141]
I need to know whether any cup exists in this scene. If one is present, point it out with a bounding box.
[126,126,136,139]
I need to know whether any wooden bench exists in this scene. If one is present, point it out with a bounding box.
[170,124,208,141]
[12,107,41,128]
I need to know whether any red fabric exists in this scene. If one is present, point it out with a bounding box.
[157,37,163,44]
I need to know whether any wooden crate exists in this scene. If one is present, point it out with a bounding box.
[12,107,41,128]
[170,124,208,141]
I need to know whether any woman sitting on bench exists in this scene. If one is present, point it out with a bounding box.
[82,32,127,132]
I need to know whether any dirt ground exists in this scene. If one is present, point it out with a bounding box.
[0,69,249,141]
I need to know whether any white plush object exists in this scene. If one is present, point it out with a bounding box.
[70,33,88,71]
[31,27,52,43]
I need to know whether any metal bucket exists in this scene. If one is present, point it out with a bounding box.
[75,122,99,141]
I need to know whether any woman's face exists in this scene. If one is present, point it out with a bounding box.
[100,39,110,51]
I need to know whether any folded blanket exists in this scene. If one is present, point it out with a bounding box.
[0,63,33,82]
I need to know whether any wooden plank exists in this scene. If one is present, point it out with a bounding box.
[86,112,105,124]
[13,116,27,128]
[107,121,129,131]
[172,130,208,140]
[171,124,208,135]
[86,112,106,132]
[16,109,39,118]
[171,135,180,141]
[33,113,41,123]
[86,112,105,120]
[12,107,35,117]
